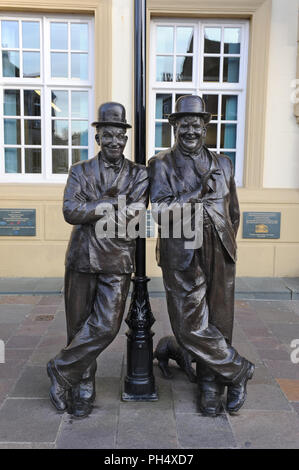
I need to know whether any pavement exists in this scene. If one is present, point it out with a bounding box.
[0,277,299,449]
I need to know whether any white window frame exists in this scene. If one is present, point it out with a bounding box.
[149,18,249,187]
[0,12,94,183]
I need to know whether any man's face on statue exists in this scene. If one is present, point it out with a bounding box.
[175,115,206,154]
[96,125,128,161]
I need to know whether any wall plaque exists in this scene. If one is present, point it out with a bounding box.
[242,212,281,239]
[0,209,36,236]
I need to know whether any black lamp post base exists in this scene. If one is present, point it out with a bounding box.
[123,275,157,401]
[122,387,158,402]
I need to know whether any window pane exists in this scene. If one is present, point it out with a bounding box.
[156,26,173,53]
[25,148,41,173]
[52,149,68,174]
[72,149,88,164]
[51,52,68,78]
[155,122,171,148]
[176,27,193,53]
[4,90,20,116]
[203,57,220,82]
[204,28,221,54]
[1,20,19,48]
[71,53,88,80]
[203,94,218,120]
[2,51,20,77]
[176,56,192,82]
[71,91,88,118]
[156,56,173,82]
[71,23,88,51]
[24,119,41,145]
[72,121,88,146]
[156,94,172,119]
[52,120,68,145]
[220,124,237,148]
[5,148,21,173]
[223,58,240,83]
[51,22,68,50]
[224,28,241,54]
[22,22,40,49]
[222,95,238,121]
[4,118,20,144]
[24,90,41,116]
[23,52,40,78]
[51,90,68,117]
[205,123,217,148]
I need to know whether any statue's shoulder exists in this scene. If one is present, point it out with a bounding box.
[212,151,234,176]
[125,158,148,178]
[148,148,172,168]
[69,155,97,176]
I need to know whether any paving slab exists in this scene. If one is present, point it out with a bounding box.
[116,406,178,449]
[176,413,236,449]
[56,410,119,449]
[242,383,292,411]
[229,410,299,449]
[10,365,49,398]
[0,398,62,443]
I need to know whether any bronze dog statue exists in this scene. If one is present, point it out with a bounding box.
[154,335,197,383]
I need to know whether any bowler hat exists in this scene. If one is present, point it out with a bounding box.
[91,102,132,128]
[168,95,211,125]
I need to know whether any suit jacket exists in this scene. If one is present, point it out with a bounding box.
[63,153,149,274]
[148,145,240,270]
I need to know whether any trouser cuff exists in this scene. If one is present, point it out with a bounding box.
[52,360,73,388]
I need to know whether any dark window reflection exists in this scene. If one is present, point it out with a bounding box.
[203,94,218,120]
[24,119,41,145]
[52,149,68,174]
[24,90,41,116]
[204,57,220,82]
[25,148,41,173]
[205,123,218,148]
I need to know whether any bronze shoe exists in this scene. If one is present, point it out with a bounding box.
[71,399,93,419]
[226,362,255,414]
[47,360,70,413]
[198,381,224,417]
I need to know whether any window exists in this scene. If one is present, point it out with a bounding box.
[149,19,249,186]
[0,13,94,182]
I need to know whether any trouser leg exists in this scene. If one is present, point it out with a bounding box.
[53,272,131,387]
[64,269,98,401]
[195,219,236,386]
[162,259,247,384]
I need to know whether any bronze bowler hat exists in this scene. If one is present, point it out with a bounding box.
[168,95,211,125]
[92,102,132,128]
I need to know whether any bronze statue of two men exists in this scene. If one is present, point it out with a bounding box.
[47,96,254,419]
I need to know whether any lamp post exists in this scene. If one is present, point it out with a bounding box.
[122,0,158,401]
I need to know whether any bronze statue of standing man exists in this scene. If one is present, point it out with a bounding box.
[149,95,254,416]
[47,102,148,419]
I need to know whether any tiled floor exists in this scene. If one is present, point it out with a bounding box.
[0,294,299,449]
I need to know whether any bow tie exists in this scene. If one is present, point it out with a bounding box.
[102,158,123,171]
